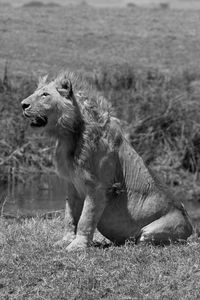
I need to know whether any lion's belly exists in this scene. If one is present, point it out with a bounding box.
[97,191,172,244]
[97,197,140,244]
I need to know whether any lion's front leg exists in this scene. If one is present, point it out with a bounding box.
[54,184,83,247]
[66,185,107,252]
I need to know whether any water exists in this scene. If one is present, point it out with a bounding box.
[1,173,199,224]
[1,174,67,217]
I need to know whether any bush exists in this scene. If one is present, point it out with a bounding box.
[0,72,53,184]
[45,2,61,7]
[127,2,136,8]
[160,3,170,9]
[1,64,200,190]
[23,1,45,7]
[92,65,200,174]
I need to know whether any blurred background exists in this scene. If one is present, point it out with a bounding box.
[1,0,200,223]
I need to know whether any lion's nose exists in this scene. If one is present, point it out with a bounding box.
[21,102,30,110]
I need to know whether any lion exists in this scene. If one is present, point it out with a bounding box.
[21,71,193,251]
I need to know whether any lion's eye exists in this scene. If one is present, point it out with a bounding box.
[41,92,49,97]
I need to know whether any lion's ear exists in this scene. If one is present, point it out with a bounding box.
[38,75,48,88]
[57,77,73,98]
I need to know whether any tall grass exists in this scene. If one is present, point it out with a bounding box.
[1,64,200,199]
[94,65,200,167]
[0,67,53,184]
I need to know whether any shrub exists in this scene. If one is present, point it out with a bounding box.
[127,2,136,8]
[1,64,200,189]
[160,3,170,9]
[23,1,45,7]
[45,2,61,7]
[92,65,200,175]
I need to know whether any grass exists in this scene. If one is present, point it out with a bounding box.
[1,5,200,76]
[1,216,200,299]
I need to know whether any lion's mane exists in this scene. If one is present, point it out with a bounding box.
[46,71,114,166]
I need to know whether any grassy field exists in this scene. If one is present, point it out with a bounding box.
[1,217,200,300]
[1,4,200,76]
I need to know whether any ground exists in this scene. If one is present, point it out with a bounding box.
[1,217,200,300]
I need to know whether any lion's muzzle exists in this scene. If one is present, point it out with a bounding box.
[21,99,48,127]
[21,102,31,111]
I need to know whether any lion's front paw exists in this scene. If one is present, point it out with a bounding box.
[66,236,88,252]
[54,233,75,248]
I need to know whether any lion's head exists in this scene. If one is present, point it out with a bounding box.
[21,71,113,163]
[21,72,82,136]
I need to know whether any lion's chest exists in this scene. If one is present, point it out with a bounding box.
[55,141,88,197]
[55,142,71,177]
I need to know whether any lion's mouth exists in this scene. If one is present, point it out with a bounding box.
[30,116,48,127]
[24,112,48,127]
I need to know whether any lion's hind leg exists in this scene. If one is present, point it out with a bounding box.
[137,209,193,245]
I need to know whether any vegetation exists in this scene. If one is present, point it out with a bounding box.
[23,1,61,7]
[0,68,53,185]
[0,5,200,203]
[23,1,45,7]
[160,2,170,9]
[1,64,200,203]
[0,216,200,299]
